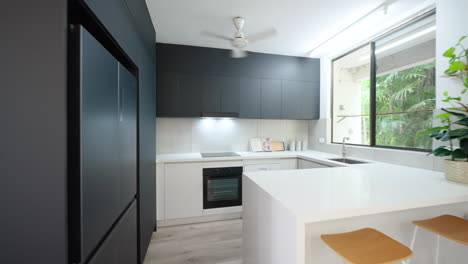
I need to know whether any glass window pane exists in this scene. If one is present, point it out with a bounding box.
[332,45,371,145]
[375,15,436,149]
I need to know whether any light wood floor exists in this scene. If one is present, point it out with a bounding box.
[143,219,243,264]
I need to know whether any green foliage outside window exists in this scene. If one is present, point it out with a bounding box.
[360,61,436,149]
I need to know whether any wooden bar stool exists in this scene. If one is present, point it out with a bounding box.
[410,215,468,264]
[321,228,413,264]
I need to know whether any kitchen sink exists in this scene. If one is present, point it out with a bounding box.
[328,158,368,164]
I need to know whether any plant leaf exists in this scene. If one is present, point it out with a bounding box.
[458,36,467,43]
[443,91,449,97]
[444,47,456,57]
[432,146,452,157]
[449,61,466,71]
[452,149,468,159]
[442,108,466,117]
[448,128,468,139]
[454,117,468,127]
[417,126,450,136]
[461,138,468,155]
[445,69,458,75]
[435,113,452,119]
[430,129,450,141]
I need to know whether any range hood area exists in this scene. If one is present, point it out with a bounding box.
[201,112,239,118]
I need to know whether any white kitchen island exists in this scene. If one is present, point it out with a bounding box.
[243,159,468,264]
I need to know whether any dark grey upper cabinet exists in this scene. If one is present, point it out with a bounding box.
[221,77,240,113]
[301,81,320,120]
[156,44,320,119]
[239,78,261,118]
[118,64,137,209]
[281,80,302,119]
[81,28,121,260]
[156,72,179,117]
[260,79,282,119]
[179,74,202,117]
[201,75,240,114]
[282,80,320,120]
[201,76,222,113]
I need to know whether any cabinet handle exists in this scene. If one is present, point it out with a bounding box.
[118,64,124,122]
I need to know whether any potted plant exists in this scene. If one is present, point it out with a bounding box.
[420,35,468,183]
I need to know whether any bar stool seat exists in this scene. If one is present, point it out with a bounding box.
[413,215,468,245]
[321,228,413,264]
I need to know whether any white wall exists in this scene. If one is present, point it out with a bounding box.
[435,0,468,107]
[308,0,468,172]
[156,118,309,154]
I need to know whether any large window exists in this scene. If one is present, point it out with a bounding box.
[332,13,436,151]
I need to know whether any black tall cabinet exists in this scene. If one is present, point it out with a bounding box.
[2,0,156,263]
[71,26,139,263]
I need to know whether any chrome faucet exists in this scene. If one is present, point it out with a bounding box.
[342,137,350,159]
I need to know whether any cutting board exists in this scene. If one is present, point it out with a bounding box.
[272,141,285,152]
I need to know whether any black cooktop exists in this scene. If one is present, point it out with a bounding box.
[200,152,240,158]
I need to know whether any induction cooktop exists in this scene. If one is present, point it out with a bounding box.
[200,152,240,158]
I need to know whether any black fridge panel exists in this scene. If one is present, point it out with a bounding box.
[80,27,121,260]
[88,201,138,264]
[118,64,137,209]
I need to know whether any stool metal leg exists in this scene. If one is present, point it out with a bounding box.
[435,235,440,264]
[410,226,419,250]
[406,226,419,264]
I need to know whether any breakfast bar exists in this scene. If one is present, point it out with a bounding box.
[243,161,468,264]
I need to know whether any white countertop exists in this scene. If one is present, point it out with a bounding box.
[156,150,351,166]
[244,162,468,223]
[157,150,468,223]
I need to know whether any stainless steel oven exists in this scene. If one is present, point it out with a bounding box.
[203,166,243,209]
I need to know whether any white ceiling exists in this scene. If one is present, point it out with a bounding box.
[145,0,434,58]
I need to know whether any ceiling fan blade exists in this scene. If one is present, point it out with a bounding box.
[200,30,232,41]
[247,28,277,43]
[230,49,248,58]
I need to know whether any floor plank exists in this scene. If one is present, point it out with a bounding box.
[143,219,243,264]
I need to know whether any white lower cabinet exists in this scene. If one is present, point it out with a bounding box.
[156,163,165,220]
[244,163,279,172]
[298,159,331,169]
[278,158,297,170]
[164,162,203,219]
[243,158,297,172]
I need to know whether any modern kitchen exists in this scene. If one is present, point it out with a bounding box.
[4,0,468,264]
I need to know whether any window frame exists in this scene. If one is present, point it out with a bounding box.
[330,10,436,153]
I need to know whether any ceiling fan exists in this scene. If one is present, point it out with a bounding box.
[201,17,277,58]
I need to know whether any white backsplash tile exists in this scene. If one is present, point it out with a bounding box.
[156,118,192,154]
[156,118,309,154]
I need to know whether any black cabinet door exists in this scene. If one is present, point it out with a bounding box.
[156,72,179,117]
[80,27,121,260]
[281,80,320,120]
[178,74,202,117]
[239,78,261,118]
[260,79,282,119]
[300,81,320,120]
[88,201,138,264]
[201,76,221,113]
[281,80,303,119]
[221,77,240,114]
[118,64,137,209]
